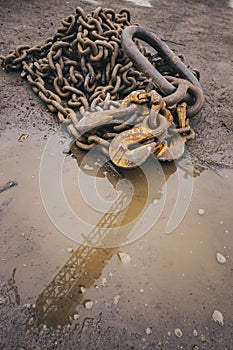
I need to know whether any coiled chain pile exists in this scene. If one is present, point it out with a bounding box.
[0,6,205,168]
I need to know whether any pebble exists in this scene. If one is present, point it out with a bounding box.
[84,300,93,309]
[212,310,224,325]
[146,327,152,335]
[167,331,171,336]
[193,329,198,337]
[118,252,131,263]
[67,247,73,253]
[83,164,94,171]
[113,295,120,305]
[198,208,205,216]
[192,346,200,350]
[101,277,107,287]
[174,328,183,338]
[73,313,80,320]
[21,232,25,237]
[201,335,206,342]
[152,199,158,205]
[80,286,86,293]
[18,133,29,142]
[140,289,144,293]
[62,149,71,155]
[0,297,5,305]
[216,253,226,264]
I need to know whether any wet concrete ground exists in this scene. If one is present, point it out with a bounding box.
[0,0,233,349]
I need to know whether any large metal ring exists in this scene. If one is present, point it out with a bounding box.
[121,26,201,96]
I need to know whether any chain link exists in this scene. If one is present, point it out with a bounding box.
[0,6,204,167]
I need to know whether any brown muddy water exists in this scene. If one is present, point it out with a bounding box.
[0,127,232,348]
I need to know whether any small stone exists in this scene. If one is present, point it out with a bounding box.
[62,149,71,155]
[23,264,27,267]
[212,310,224,325]
[152,199,158,205]
[113,295,120,305]
[193,329,198,337]
[175,328,183,338]
[67,247,73,253]
[80,286,86,293]
[83,164,94,171]
[146,327,152,335]
[100,277,107,287]
[0,297,5,305]
[201,335,206,342]
[167,331,171,336]
[21,233,25,237]
[118,252,131,263]
[198,209,205,216]
[140,289,144,293]
[192,346,200,350]
[18,133,29,142]
[216,253,226,264]
[73,313,80,320]
[84,300,93,309]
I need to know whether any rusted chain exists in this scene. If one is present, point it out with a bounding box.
[0,6,204,167]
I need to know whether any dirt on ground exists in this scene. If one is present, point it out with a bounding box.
[0,0,233,349]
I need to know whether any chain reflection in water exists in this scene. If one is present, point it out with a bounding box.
[29,148,177,328]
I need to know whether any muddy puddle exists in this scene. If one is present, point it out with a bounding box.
[0,127,232,348]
